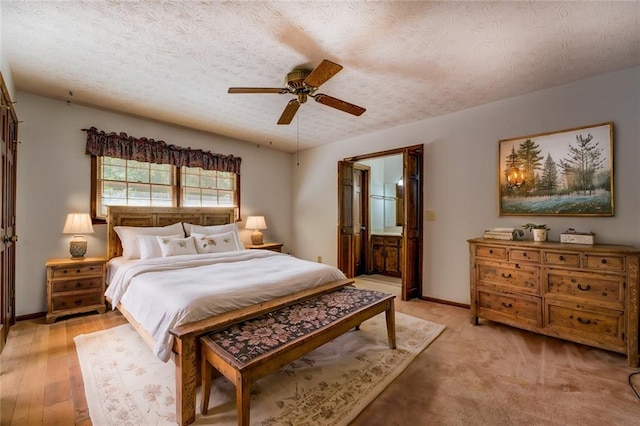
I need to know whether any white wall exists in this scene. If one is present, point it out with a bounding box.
[292,67,640,304]
[14,93,292,316]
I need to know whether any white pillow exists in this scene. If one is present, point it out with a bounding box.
[156,236,197,257]
[192,231,242,254]
[136,233,183,259]
[183,222,238,236]
[114,223,184,259]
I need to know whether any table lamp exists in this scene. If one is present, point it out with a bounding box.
[245,216,267,245]
[62,213,95,259]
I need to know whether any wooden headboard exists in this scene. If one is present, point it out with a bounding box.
[106,206,236,260]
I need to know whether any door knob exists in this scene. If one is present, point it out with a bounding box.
[2,235,18,243]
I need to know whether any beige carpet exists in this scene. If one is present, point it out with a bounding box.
[74,312,444,425]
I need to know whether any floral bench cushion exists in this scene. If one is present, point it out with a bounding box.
[205,287,389,365]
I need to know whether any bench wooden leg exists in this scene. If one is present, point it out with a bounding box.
[385,300,397,349]
[200,350,213,415]
[236,374,251,426]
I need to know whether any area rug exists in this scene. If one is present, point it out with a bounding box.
[74,312,445,425]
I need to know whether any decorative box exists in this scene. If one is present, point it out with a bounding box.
[560,229,595,245]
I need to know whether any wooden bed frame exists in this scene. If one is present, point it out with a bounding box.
[105,206,354,425]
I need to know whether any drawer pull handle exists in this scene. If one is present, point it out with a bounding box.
[76,269,81,273]
[489,249,493,254]
[501,273,512,278]
[577,317,591,325]
[501,302,513,308]
[577,284,591,291]
[74,299,83,305]
[559,255,564,261]
[522,252,527,257]
[75,282,82,288]
[601,259,607,264]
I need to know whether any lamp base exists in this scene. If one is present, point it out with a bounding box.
[69,236,87,259]
[251,230,264,245]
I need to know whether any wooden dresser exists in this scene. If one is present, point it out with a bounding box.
[468,238,640,367]
[46,257,107,323]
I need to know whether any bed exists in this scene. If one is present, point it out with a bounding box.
[104,206,353,425]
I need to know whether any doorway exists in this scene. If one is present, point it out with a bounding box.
[338,145,423,301]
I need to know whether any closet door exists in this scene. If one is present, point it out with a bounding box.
[0,73,18,352]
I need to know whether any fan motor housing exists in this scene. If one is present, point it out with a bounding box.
[286,69,311,91]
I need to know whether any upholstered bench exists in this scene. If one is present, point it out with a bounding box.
[199,286,396,426]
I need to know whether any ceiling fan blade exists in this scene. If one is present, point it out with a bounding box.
[228,87,288,94]
[313,94,366,116]
[303,60,343,88]
[277,99,301,125]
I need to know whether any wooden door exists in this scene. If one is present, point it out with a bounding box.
[402,146,423,300]
[353,165,369,276]
[337,161,355,278]
[0,73,17,352]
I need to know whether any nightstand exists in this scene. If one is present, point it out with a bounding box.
[45,257,107,323]
[244,242,283,252]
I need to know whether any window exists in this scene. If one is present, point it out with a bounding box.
[181,167,237,207]
[91,156,239,221]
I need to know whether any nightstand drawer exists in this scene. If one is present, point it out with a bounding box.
[51,277,103,293]
[51,291,103,312]
[50,263,104,278]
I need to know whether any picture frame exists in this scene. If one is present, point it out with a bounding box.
[499,122,614,216]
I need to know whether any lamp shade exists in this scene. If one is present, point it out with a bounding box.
[245,216,267,230]
[62,213,95,235]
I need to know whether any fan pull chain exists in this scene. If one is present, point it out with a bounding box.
[296,113,300,166]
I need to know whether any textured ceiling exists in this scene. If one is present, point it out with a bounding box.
[3,1,640,152]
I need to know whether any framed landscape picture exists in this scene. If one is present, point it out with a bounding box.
[499,122,614,216]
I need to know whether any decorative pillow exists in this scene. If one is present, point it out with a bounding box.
[192,231,241,254]
[156,235,197,257]
[183,222,238,236]
[114,223,185,259]
[136,233,183,259]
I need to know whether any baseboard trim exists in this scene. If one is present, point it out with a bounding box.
[420,296,469,310]
[16,311,46,322]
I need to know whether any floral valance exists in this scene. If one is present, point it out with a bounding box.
[83,126,241,174]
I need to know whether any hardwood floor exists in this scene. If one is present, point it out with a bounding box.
[2,283,639,425]
[1,310,127,425]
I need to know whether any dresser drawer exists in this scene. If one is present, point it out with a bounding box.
[544,270,624,307]
[476,245,508,261]
[51,291,103,312]
[477,262,540,295]
[584,253,625,272]
[543,251,580,267]
[51,277,103,294]
[50,263,104,278]
[510,248,540,263]
[545,302,624,345]
[478,289,542,327]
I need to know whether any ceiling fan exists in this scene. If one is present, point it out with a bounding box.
[228,59,366,125]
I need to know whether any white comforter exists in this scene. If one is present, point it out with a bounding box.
[105,250,347,361]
